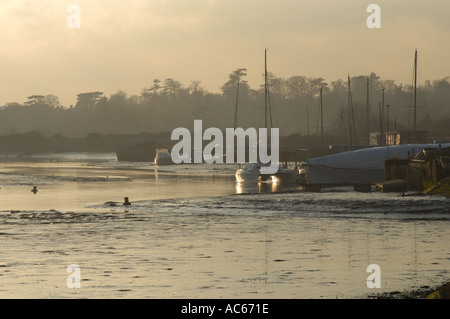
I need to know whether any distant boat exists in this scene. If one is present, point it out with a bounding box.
[154,148,173,165]
[116,141,159,162]
[301,143,450,185]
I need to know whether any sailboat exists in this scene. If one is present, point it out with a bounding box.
[235,49,297,184]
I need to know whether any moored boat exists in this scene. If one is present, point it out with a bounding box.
[302,143,450,185]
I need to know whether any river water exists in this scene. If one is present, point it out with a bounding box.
[0,153,449,299]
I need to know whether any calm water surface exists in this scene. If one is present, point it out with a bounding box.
[0,153,449,298]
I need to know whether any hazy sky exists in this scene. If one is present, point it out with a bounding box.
[1,0,449,107]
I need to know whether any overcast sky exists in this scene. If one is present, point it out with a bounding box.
[0,0,449,107]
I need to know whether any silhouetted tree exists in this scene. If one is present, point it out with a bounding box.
[162,78,182,101]
[24,95,45,105]
[221,68,249,97]
[0,70,449,141]
[75,91,104,108]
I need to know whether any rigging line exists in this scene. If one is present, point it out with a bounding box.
[306,104,310,136]
[233,77,240,130]
[413,49,418,133]
[416,54,424,107]
[267,78,274,130]
[407,59,415,129]
[319,86,324,146]
[406,50,417,129]
[347,75,353,149]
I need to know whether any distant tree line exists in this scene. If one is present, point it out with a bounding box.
[1,71,450,145]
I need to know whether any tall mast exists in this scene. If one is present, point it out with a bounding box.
[347,75,352,150]
[381,88,385,146]
[320,86,324,146]
[367,77,370,146]
[413,48,418,141]
[233,75,240,130]
[340,109,344,152]
[347,76,357,148]
[264,48,268,129]
[268,80,273,129]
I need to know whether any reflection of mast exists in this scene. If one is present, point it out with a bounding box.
[264,233,268,285]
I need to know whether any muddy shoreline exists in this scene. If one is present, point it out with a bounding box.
[368,281,450,299]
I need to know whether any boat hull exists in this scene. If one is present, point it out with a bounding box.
[305,166,384,185]
[303,144,450,186]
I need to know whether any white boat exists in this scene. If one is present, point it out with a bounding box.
[235,163,262,183]
[302,143,450,185]
[236,163,298,184]
[154,148,173,165]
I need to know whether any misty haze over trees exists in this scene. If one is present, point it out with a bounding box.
[1,71,450,148]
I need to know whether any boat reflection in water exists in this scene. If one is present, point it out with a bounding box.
[235,178,300,194]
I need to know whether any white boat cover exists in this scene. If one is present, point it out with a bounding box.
[306,144,450,170]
